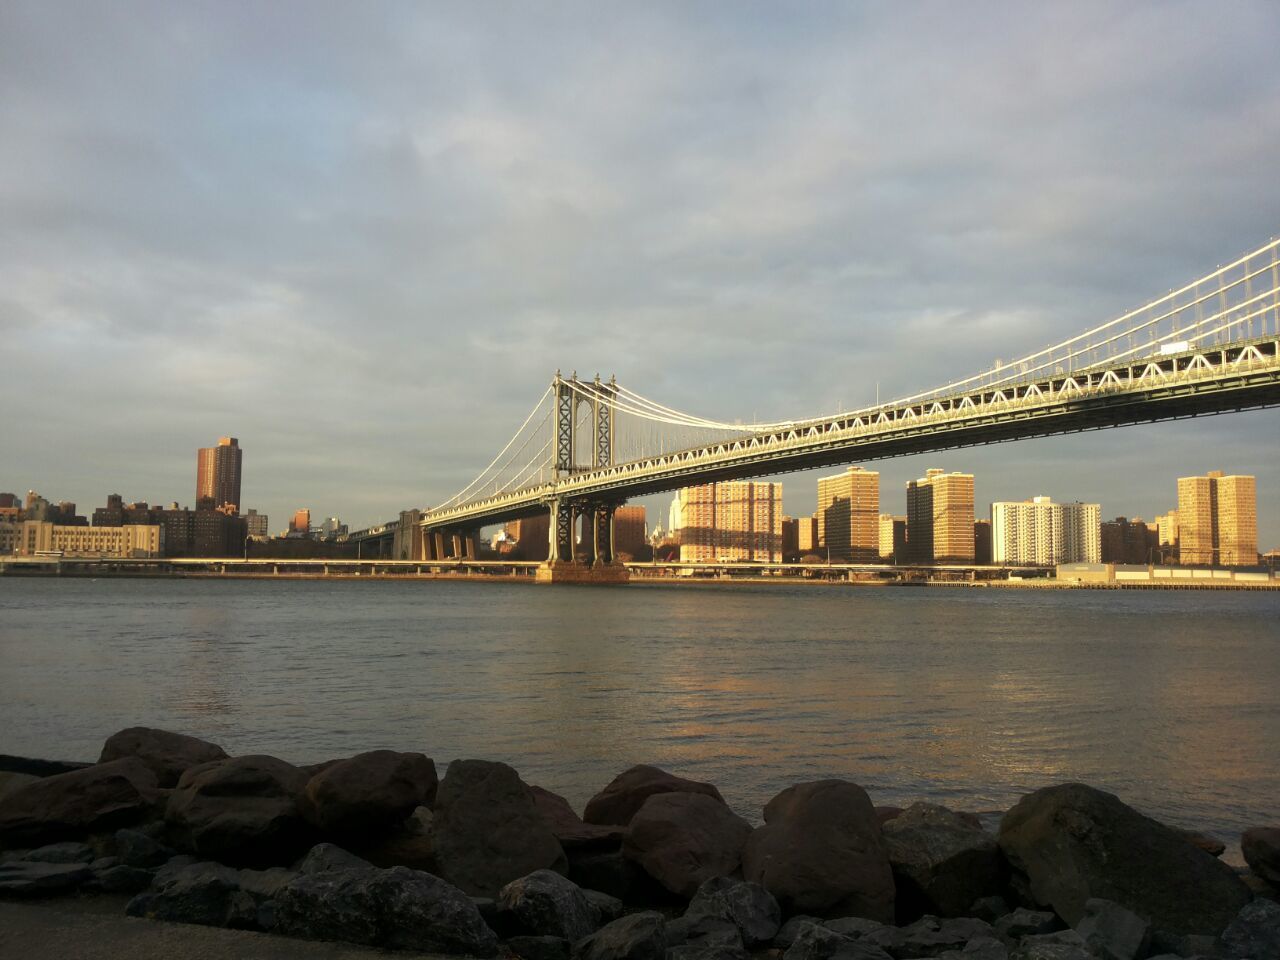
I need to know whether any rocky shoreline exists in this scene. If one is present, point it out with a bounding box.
[1,728,1278,960]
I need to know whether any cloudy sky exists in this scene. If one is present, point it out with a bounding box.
[3,2,1279,546]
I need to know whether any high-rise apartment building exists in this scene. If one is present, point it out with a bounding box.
[610,505,647,559]
[196,437,243,513]
[675,482,783,562]
[817,466,880,562]
[1177,471,1257,566]
[991,496,1101,565]
[796,514,819,556]
[1100,517,1158,565]
[290,508,311,537]
[245,509,269,539]
[973,520,993,565]
[906,468,975,563]
[504,514,550,561]
[878,514,907,563]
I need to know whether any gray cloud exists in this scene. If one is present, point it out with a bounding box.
[2,1,1279,543]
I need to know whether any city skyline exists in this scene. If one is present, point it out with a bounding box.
[3,5,1280,544]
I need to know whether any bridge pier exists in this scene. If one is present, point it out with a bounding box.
[536,497,629,583]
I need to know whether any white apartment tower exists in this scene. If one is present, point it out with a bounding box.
[991,496,1101,565]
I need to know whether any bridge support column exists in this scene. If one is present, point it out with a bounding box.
[451,533,463,559]
[593,505,616,565]
[538,496,628,584]
[464,533,477,561]
[432,531,446,561]
[548,498,575,564]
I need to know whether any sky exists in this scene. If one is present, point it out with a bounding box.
[3,2,1279,546]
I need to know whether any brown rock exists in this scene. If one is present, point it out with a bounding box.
[356,806,437,871]
[583,765,724,827]
[741,779,894,922]
[302,750,437,838]
[874,806,904,826]
[532,786,627,849]
[0,758,159,846]
[165,754,313,867]
[433,759,567,897]
[623,792,752,898]
[1243,826,1280,886]
[99,727,228,788]
[882,802,1003,919]
[1172,826,1226,858]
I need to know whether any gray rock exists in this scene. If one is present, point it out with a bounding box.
[784,922,855,960]
[125,861,243,926]
[498,869,598,941]
[509,934,572,960]
[298,842,375,874]
[99,727,228,788]
[1007,943,1091,960]
[824,917,885,939]
[998,783,1250,935]
[774,917,823,948]
[0,859,92,895]
[572,911,666,960]
[22,841,96,863]
[273,863,499,955]
[742,780,894,922]
[937,936,1007,960]
[1218,897,1280,960]
[0,771,40,802]
[882,802,1003,918]
[624,792,751,899]
[1020,930,1087,950]
[995,909,1059,944]
[434,759,567,897]
[829,944,894,960]
[583,766,724,828]
[584,888,624,924]
[152,854,199,885]
[93,863,154,893]
[1242,826,1280,887]
[569,849,654,904]
[89,856,120,870]
[165,755,314,867]
[684,875,781,947]
[115,827,174,868]
[1073,898,1149,960]
[237,866,297,899]
[890,915,995,958]
[669,928,749,960]
[970,896,1011,924]
[301,749,437,839]
[0,758,159,846]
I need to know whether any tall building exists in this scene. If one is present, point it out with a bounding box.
[1177,471,1258,566]
[612,505,647,558]
[196,437,243,513]
[796,514,820,556]
[906,468,975,563]
[245,509,269,539]
[878,514,907,563]
[991,496,1101,565]
[503,514,550,561]
[973,520,993,565]
[290,508,311,536]
[1100,517,1158,565]
[675,481,783,562]
[817,466,880,561]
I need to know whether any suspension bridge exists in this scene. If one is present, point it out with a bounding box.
[371,238,1280,581]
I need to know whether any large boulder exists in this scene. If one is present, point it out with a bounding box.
[99,727,228,788]
[165,755,313,867]
[1242,826,1280,886]
[532,786,627,849]
[433,759,566,897]
[498,869,597,941]
[583,766,724,827]
[685,876,781,947]
[1073,898,1149,960]
[741,780,894,922]
[882,802,1003,919]
[1219,897,1280,960]
[125,861,251,928]
[273,864,499,955]
[623,792,752,898]
[0,757,158,846]
[573,911,666,960]
[997,783,1251,935]
[301,750,437,839]
[0,771,39,803]
[0,860,93,896]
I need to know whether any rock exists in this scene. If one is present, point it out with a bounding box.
[165,755,313,867]
[970,896,1010,924]
[774,917,823,948]
[939,937,1008,960]
[274,864,500,955]
[623,792,751,898]
[1007,942,1091,960]
[1020,931,1087,950]
[669,927,749,960]
[824,916,884,939]
[301,750,437,839]
[1219,897,1280,960]
[572,911,666,960]
[115,828,174,868]
[568,849,655,903]
[1242,826,1280,886]
[153,853,200,885]
[125,861,244,926]
[99,727,228,788]
[498,869,598,941]
[433,759,566,897]
[355,805,436,870]
[994,909,1058,943]
[0,772,39,803]
[1073,898,1149,960]
[237,866,297,899]
[685,876,781,947]
[584,888,624,924]
[532,786,627,849]
[1172,827,1226,858]
[0,757,158,846]
[783,923,854,960]
[741,779,894,922]
[93,863,154,893]
[882,802,1003,920]
[998,782,1250,935]
[298,842,375,874]
[0,860,93,895]
[509,934,573,960]
[872,915,994,958]
[875,806,905,826]
[22,841,96,863]
[0,755,91,777]
[582,766,725,827]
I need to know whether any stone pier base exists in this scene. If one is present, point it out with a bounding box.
[535,561,631,585]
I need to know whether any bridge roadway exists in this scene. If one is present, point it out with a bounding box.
[420,335,1280,533]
